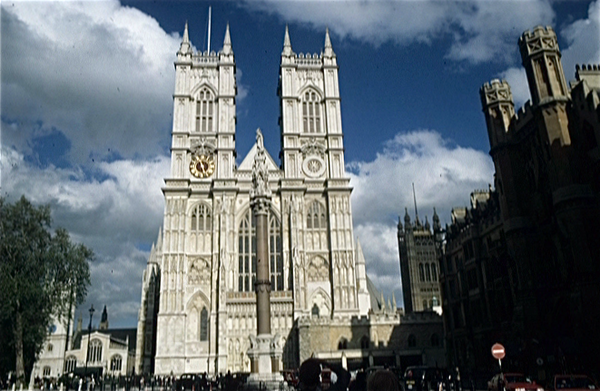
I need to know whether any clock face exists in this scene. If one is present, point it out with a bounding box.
[190,155,215,178]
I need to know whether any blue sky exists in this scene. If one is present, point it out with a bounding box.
[2,0,599,328]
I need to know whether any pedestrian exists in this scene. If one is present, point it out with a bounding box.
[367,370,399,391]
[297,358,350,391]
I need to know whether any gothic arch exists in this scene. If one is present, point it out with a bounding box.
[190,82,218,99]
[298,85,324,101]
[308,287,331,316]
[185,289,210,311]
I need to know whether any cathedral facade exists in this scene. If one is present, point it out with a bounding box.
[135,24,373,376]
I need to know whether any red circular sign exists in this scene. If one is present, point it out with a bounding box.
[491,343,506,359]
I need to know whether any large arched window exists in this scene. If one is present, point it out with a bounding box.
[238,209,283,292]
[65,356,77,373]
[431,263,437,281]
[196,88,214,132]
[110,355,122,371]
[419,264,425,282]
[87,339,102,363]
[200,307,208,341]
[191,204,212,232]
[302,90,322,133]
[425,263,431,282]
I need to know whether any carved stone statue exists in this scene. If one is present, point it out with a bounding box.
[251,128,271,198]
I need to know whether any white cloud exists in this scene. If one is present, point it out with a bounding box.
[561,0,600,81]
[348,130,495,305]
[1,146,170,325]
[493,1,599,111]
[499,67,530,109]
[242,0,555,64]
[1,1,180,162]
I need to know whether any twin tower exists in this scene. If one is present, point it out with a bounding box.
[136,24,372,376]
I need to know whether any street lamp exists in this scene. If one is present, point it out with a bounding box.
[84,305,95,391]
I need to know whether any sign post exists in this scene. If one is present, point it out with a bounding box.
[491,343,506,372]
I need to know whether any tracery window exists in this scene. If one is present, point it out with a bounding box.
[191,204,212,232]
[110,355,122,371]
[419,264,425,282]
[425,263,431,282]
[87,339,102,363]
[65,356,77,373]
[238,209,283,292]
[306,201,327,229]
[195,88,214,132]
[200,307,208,341]
[302,90,322,133]
[431,263,437,281]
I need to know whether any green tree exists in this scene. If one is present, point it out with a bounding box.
[0,196,92,385]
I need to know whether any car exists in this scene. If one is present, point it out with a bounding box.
[488,373,544,391]
[552,375,597,391]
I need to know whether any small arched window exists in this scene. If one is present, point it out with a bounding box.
[110,355,122,371]
[338,338,348,350]
[419,264,425,282]
[408,334,417,348]
[196,88,214,132]
[191,204,212,232]
[43,366,51,377]
[47,344,53,352]
[306,201,327,229]
[200,307,208,341]
[302,90,322,133]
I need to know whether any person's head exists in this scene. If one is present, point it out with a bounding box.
[299,358,321,390]
[367,370,399,391]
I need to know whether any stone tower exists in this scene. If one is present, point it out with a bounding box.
[397,209,442,313]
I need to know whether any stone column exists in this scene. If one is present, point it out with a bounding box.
[246,129,283,388]
[253,196,272,336]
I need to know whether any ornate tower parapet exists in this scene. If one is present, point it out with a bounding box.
[519,26,569,106]
[480,79,515,150]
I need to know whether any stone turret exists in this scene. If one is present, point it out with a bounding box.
[480,80,515,149]
[519,26,569,106]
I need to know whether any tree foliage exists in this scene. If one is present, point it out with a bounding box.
[0,196,92,384]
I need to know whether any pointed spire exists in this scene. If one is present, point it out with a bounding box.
[380,292,386,311]
[397,215,403,231]
[323,27,334,57]
[222,23,232,55]
[282,25,293,56]
[101,305,108,322]
[392,293,397,310]
[425,216,431,231]
[178,21,192,55]
[404,207,411,226]
[433,207,441,231]
[387,297,392,313]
